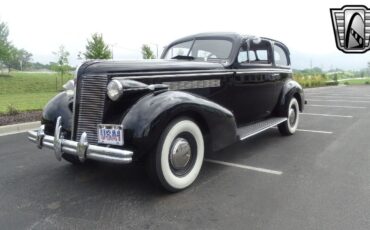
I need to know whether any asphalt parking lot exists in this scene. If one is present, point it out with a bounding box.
[1,85,370,230]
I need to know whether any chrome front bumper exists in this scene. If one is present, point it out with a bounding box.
[27,117,133,164]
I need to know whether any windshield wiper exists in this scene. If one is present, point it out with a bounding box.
[171,55,195,60]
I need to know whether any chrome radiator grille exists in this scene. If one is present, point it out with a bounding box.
[74,75,108,144]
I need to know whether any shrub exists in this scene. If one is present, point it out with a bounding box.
[365,81,370,85]
[325,81,339,86]
[6,104,19,115]
[344,81,349,85]
[293,73,327,88]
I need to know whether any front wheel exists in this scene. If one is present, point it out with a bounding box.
[278,97,300,135]
[147,117,204,192]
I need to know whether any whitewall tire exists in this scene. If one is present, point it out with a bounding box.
[278,97,299,135]
[147,117,204,192]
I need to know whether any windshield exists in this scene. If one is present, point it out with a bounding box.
[164,39,233,61]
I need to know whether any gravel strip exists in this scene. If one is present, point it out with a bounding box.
[0,111,42,126]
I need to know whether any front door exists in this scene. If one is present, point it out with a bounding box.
[231,39,278,125]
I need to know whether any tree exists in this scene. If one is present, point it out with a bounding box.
[18,49,32,70]
[52,45,70,91]
[0,21,11,68]
[83,33,112,59]
[3,45,17,71]
[0,21,32,72]
[141,44,156,59]
[3,47,32,71]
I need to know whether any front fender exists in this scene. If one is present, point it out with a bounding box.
[277,79,305,113]
[42,91,73,135]
[121,91,237,158]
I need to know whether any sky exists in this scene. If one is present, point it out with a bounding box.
[1,0,370,70]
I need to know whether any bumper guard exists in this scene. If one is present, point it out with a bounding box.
[27,116,133,164]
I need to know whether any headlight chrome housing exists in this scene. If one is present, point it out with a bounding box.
[106,79,168,101]
[107,80,124,101]
[63,79,75,96]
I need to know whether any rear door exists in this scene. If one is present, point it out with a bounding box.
[273,43,292,104]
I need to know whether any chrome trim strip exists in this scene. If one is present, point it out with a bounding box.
[110,68,291,81]
[236,69,292,75]
[107,69,232,77]
[113,71,234,80]
[163,79,221,90]
[27,116,133,164]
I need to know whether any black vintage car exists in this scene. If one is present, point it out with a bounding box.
[28,32,304,191]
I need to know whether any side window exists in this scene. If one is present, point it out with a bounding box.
[237,49,248,63]
[255,50,268,61]
[237,40,272,65]
[274,45,289,66]
[249,40,272,64]
[248,51,256,61]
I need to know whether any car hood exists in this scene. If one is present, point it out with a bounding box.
[79,59,226,75]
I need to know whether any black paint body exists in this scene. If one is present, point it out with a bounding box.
[42,33,304,160]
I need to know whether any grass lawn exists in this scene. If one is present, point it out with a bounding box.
[0,92,58,113]
[341,78,370,85]
[0,71,72,114]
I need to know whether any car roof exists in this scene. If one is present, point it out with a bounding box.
[168,32,242,45]
[165,32,290,54]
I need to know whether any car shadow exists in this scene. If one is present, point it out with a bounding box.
[22,129,285,199]
[206,128,282,161]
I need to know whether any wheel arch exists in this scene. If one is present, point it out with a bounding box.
[276,79,305,115]
[41,91,74,136]
[164,110,212,154]
[293,92,303,112]
[121,91,238,160]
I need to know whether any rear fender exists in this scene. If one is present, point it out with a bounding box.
[277,79,304,114]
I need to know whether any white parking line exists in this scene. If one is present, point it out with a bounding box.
[307,104,367,109]
[205,159,283,175]
[306,93,370,98]
[308,95,370,99]
[296,129,333,134]
[270,126,333,134]
[308,99,370,103]
[301,112,353,118]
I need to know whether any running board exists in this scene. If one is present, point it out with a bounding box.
[237,117,287,141]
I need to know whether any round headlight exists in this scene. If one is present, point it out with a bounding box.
[107,80,123,101]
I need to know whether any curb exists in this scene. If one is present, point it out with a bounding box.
[0,121,40,137]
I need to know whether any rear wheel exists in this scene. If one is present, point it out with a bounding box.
[278,97,299,135]
[147,117,204,192]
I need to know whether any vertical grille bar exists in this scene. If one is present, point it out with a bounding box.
[74,75,107,144]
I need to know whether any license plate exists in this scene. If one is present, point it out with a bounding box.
[97,124,124,145]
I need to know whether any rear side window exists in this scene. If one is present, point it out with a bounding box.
[237,39,272,65]
[274,45,289,66]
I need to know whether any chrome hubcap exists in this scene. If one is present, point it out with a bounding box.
[288,107,297,126]
[169,138,192,170]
